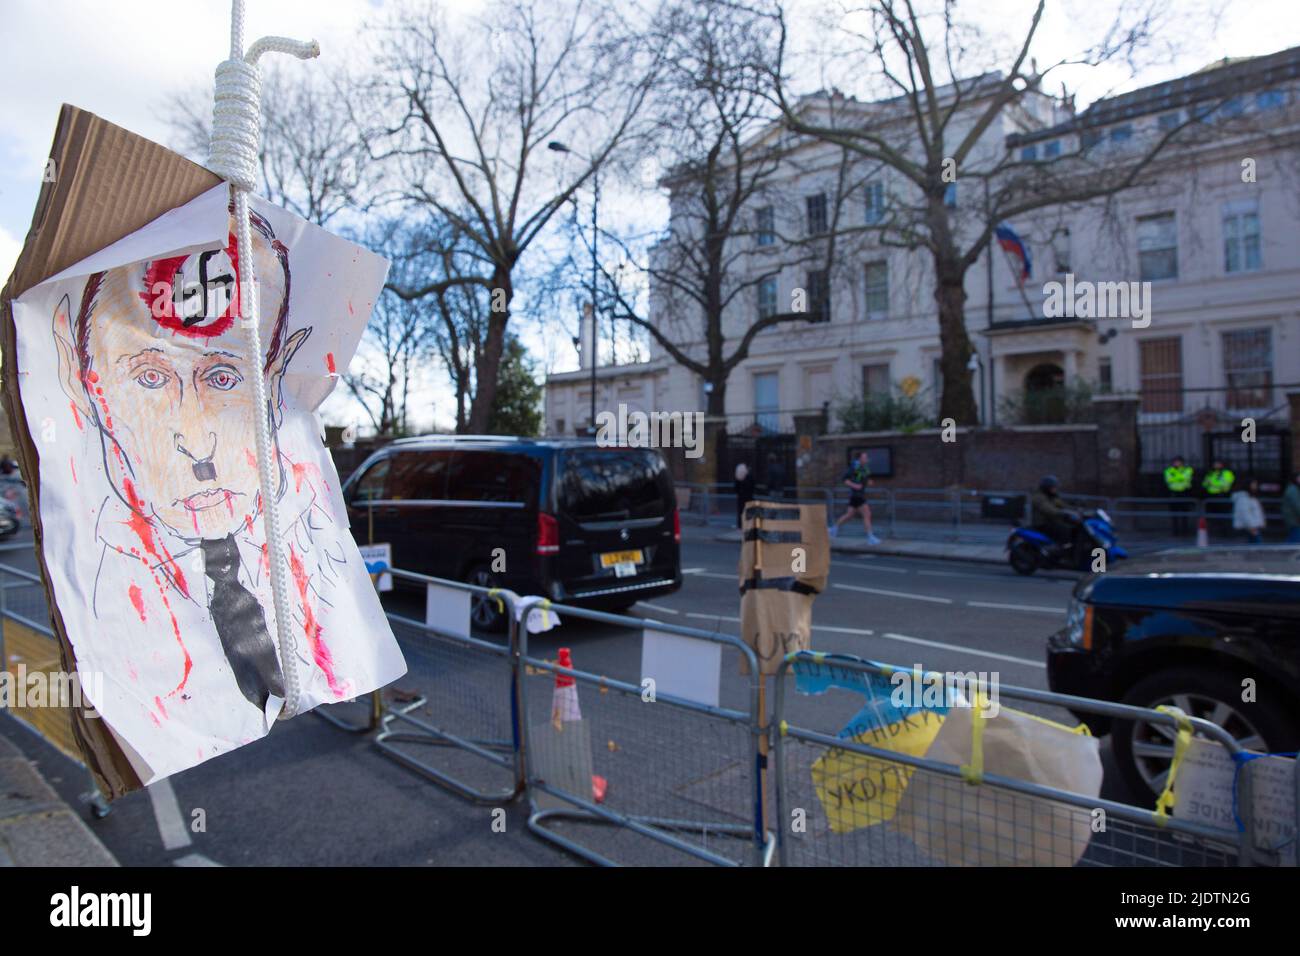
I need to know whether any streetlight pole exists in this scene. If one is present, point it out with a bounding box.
[549,139,600,436]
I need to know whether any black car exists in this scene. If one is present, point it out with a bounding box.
[341,436,682,628]
[1048,547,1300,801]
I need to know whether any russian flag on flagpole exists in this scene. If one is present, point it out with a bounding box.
[995,223,1032,286]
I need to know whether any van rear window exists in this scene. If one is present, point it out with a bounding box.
[560,449,670,520]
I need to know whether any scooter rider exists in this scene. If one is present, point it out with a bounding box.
[1031,475,1080,563]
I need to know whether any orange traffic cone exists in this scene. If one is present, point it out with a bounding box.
[1196,517,1208,548]
[550,647,607,803]
[551,647,581,726]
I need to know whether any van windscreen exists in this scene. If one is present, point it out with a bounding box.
[560,449,670,521]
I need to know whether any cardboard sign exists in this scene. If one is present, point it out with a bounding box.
[358,542,393,592]
[2,109,406,790]
[1174,738,1297,866]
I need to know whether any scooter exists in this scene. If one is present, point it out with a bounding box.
[1007,509,1127,575]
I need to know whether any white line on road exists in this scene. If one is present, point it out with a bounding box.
[685,571,738,581]
[686,612,741,622]
[813,625,875,637]
[880,632,1046,669]
[833,583,953,604]
[840,562,909,574]
[680,567,709,574]
[967,600,1065,615]
[147,778,192,851]
[173,852,222,867]
[637,602,679,615]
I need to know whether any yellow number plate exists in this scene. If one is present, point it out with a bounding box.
[600,550,643,567]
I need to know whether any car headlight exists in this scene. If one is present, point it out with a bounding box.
[1062,598,1094,649]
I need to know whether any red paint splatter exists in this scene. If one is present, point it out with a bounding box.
[244,514,255,535]
[121,477,192,696]
[128,584,146,621]
[347,300,354,316]
[69,457,77,484]
[326,352,336,374]
[288,544,342,697]
[154,696,168,720]
[245,449,257,469]
[69,402,82,430]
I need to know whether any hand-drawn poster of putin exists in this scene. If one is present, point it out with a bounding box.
[12,186,406,784]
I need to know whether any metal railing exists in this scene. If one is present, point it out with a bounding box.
[773,652,1278,867]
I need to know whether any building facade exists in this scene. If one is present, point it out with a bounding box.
[545,47,1300,488]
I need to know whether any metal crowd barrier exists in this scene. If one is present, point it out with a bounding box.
[0,560,111,819]
[772,651,1278,868]
[366,569,524,804]
[514,595,773,867]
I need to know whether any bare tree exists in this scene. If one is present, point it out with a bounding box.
[760,0,1234,423]
[366,0,659,432]
[600,0,849,423]
[163,63,375,227]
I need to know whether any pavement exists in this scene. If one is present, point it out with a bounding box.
[0,729,117,866]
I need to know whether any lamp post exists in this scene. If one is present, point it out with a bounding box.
[549,140,599,436]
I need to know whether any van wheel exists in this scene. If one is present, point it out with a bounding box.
[466,565,507,633]
[1112,667,1299,805]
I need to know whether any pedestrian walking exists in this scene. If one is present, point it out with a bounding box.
[1282,470,1300,544]
[1232,478,1266,545]
[734,462,755,529]
[1163,454,1194,535]
[831,451,880,543]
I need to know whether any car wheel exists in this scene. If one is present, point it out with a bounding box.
[466,565,507,633]
[1008,540,1038,576]
[1113,666,1300,804]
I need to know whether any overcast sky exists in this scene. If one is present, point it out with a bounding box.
[3,0,1299,429]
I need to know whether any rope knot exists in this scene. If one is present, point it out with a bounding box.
[209,58,263,192]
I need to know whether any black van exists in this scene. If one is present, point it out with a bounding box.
[341,436,683,628]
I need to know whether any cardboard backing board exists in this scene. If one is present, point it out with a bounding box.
[0,105,222,798]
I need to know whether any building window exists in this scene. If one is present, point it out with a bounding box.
[556,418,566,435]
[931,357,944,413]
[1137,212,1178,281]
[1138,337,1183,413]
[1097,357,1113,394]
[1217,97,1245,121]
[1020,145,1038,162]
[1043,140,1061,158]
[806,193,828,235]
[1157,111,1181,132]
[1109,124,1133,144]
[1052,228,1071,274]
[754,372,780,432]
[943,183,957,208]
[805,269,830,321]
[757,276,778,319]
[756,205,775,246]
[1256,89,1285,111]
[862,363,890,398]
[864,261,889,319]
[1222,328,1272,410]
[1223,201,1261,273]
[864,181,885,224]
[1082,129,1103,150]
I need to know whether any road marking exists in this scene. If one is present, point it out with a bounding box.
[680,567,708,574]
[833,583,952,604]
[147,778,192,851]
[637,602,679,615]
[918,569,989,580]
[686,612,741,623]
[967,600,1065,615]
[684,571,737,581]
[880,632,1045,669]
[813,625,875,637]
[841,562,909,574]
[173,852,222,867]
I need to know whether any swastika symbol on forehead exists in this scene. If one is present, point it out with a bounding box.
[139,233,241,339]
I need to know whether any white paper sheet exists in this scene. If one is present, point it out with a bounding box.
[12,186,407,784]
[426,582,471,639]
[640,628,721,708]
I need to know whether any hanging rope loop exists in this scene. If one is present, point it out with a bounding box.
[207,0,319,721]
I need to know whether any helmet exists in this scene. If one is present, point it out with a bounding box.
[1039,475,1059,493]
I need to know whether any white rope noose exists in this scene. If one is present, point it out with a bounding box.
[207,0,319,720]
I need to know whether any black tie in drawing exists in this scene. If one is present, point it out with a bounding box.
[201,534,285,709]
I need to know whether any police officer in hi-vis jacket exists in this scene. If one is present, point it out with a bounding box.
[1164,455,1195,535]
